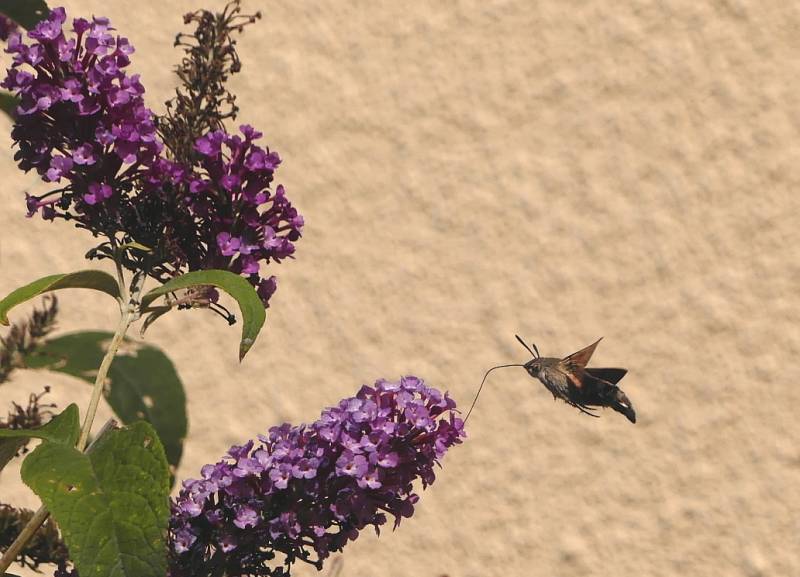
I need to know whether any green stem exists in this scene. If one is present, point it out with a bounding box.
[0,505,48,573]
[115,258,130,306]
[76,272,144,451]
[0,265,146,574]
[75,310,132,451]
[110,237,130,306]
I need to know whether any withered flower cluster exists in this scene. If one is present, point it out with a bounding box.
[0,296,58,384]
[0,504,72,575]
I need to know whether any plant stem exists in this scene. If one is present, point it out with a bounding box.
[0,505,49,573]
[0,419,118,574]
[110,237,130,306]
[0,265,146,573]
[76,271,144,452]
[75,309,132,451]
[115,258,130,306]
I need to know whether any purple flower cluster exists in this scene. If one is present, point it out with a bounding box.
[163,125,303,304]
[2,7,161,221]
[2,7,303,307]
[169,377,466,577]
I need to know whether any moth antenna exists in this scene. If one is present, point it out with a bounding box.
[514,334,538,359]
[464,363,525,424]
[532,343,540,359]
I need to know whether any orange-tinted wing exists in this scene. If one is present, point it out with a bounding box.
[559,338,603,389]
[562,338,603,368]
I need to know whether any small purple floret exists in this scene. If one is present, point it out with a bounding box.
[233,506,259,529]
[83,182,112,205]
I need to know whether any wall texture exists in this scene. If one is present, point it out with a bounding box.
[2,2,799,576]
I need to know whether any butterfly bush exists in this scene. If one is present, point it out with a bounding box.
[148,126,303,304]
[2,8,161,223]
[169,376,466,577]
[2,7,302,306]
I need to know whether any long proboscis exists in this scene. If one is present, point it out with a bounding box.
[464,363,525,424]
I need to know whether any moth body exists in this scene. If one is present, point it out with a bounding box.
[463,336,637,425]
[524,358,569,400]
[517,336,636,423]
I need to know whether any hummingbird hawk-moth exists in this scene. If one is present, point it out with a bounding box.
[465,336,636,423]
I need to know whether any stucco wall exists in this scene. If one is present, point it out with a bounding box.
[2,2,798,576]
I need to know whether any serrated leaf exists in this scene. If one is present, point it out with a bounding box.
[141,269,266,360]
[25,332,187,471]
[0,271,120,326]
[0,0,49,30]
[21,421,169,577]
[0,404,79,473]
[0,91,18,121]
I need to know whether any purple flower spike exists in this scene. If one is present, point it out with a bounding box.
[168,377,465,577]
[155,125,303,307]
[4,7,303,319]
[2,6,161,221]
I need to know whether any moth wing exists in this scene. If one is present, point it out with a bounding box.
[584,367,627,384]
[563,369,585,390]
[578,372,637,423]
[561,337,603,369]
[559,337,603,388]
[571,371,618,407]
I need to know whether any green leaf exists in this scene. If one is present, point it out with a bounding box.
[141,269,266,360]
[0,0,49,30]
[0,91,18,121]
[0,438,26,473]
[139,306,170,336]
[21,421,169,577]
[118,241,153,253]
[0,403,80,445]
[0,271,121,326]
[0,271,121,327]
[0,404,79,473]
[25,332,187,471]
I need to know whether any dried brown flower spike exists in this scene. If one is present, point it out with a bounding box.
[159,0,262,164]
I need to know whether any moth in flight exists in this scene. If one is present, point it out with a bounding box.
[466,336,636,423]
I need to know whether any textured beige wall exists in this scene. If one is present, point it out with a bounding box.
[2,1,799,576]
